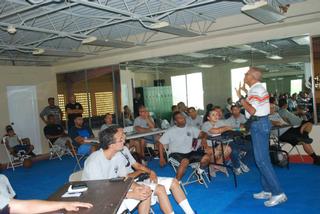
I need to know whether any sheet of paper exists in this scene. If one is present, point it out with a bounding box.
[61,192,82,198]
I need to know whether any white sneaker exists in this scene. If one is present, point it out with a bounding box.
[264,193,287,207]
[195,168,204,184]
[253,191,272,199]
[234,167,242,175]
[240,161,250,173]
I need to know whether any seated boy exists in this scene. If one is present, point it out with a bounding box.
[133,106,161,160]
[68,116,98,155]
[159,111,210,181]
[44,114,73,155]
[4,125,35,157]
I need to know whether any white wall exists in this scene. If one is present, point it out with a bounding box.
[0,66,57,163]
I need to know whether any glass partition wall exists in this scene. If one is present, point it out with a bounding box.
[121,35,317,124]
[56,65,121,130]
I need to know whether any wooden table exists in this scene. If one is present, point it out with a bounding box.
[48,178,133,214]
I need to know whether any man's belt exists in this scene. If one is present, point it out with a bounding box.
[251,115,268,121]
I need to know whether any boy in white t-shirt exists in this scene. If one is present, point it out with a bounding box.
[159,112,210,181]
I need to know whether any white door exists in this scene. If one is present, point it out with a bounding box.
[6,86,42,154]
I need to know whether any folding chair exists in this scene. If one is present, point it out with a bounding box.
[1,136,27,171]
[274,134,304,162]
[168,157,210,194]
[71,144,91,172]
[282,141,305,162]
[47,139,63,160]
[166,148,210,194]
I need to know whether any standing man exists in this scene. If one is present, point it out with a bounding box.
[235,67,287,207]
[40,97,63,125]
[65,95,83,131]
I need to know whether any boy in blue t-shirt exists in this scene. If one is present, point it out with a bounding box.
[68,116,98,155]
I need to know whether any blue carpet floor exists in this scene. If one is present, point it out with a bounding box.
[2,156,320,214]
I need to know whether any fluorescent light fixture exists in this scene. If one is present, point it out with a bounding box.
[32,48,86,57]
[148,21,201,37]
[7,25,16,34]
[197,64,214,68]
[291,36,310,45]
[82,36,135,48]
[231,58,248,63]
[266,54,283,60]
[142,58,166,64]
[241,1,286,24]
[183,52,209,58]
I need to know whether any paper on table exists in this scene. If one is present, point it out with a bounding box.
[62,192,82,198]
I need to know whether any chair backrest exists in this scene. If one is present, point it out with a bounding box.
[47,138,54,148]
[69,170,83,182]
[0,136,12,163]
[2,136,7,144]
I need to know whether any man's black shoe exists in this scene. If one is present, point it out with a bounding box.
[313,156,320,166]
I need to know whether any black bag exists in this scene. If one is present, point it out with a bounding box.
[269,144,289,168]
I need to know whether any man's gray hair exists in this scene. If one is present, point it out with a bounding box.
[249,67,263,81]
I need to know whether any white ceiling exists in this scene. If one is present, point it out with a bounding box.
[0,0,303,66]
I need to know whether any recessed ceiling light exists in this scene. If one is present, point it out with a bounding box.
[267,54,283,60]
[142,58,166,64]
[231,58,248,63]
[183,52,209,58]
[197,64,214,68]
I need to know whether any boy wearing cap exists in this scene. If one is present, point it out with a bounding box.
[3,125,35,157]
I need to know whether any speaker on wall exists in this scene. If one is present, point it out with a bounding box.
[154,79,165,86]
